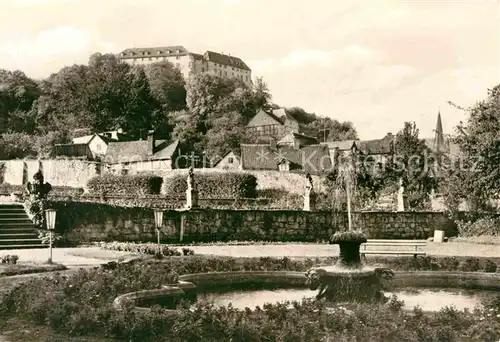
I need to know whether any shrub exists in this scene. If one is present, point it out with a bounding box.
[1,254,19,264]
[0,183,23,194]
[483,259,498,273]
[50,186,85,197]
[458,257,481,272]
[434,215,458,237]
[456,217,500,237]
[0,162,4,184]
[87,174,163,196]
[164,172,257,198]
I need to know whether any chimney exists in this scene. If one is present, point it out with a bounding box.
[293,136,300,150]
[269,138,276,150]
[147,130,155,156]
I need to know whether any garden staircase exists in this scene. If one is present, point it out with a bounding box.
[0,204,44,250]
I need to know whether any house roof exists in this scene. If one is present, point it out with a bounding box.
[359,135,394,155]
[72,134,111,145]
[72,135,94,145]
[190,53,204,61]
[240,144,332,174]
[321,140,359,151]
[104,139,180,164]
[212,151,240,167]
[204,51,251,71]
[247,109,283,128]
[119,46,190,59]
[277,132,318,146]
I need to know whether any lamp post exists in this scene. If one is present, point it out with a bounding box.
[153,209,164,255]
[44,209,56,264]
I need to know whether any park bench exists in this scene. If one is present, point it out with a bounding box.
[360,239,427,259]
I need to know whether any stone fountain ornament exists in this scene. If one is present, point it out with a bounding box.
[305,230,394,303]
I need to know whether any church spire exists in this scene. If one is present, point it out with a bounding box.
[433,110,446,153]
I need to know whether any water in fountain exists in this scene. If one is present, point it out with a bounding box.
[305,231,394,303]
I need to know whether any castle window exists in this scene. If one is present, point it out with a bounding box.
[157,51,162,54]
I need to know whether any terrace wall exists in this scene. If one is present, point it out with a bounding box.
[51,201,451,243]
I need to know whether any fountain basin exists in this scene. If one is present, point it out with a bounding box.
[113,270,500,314]
[198,287,495,314]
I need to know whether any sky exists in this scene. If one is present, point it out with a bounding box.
[0,0,499,139]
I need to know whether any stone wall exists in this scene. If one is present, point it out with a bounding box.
[0,159,100,189]
[52,201,449,243]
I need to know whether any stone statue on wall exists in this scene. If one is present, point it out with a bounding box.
[305,173,314,193]
[185,166,198,209]
[187,166,196,191]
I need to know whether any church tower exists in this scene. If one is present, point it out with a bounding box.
[433,110,447,153]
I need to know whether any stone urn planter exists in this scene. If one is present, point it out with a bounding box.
[330,231,368,268]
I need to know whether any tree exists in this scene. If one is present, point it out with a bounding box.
[253,77,272,111]
[33,64,90,133]
[305,117,358,142]
[187,73,237,120]
[169,110,205,152]
[183,74,255,154]
[145,61,186,112]
[0,69,42,133]
[204,111,247,160]
[443,85,500,212]
[118,66,155,132]
[286,107,317,124]
[84,53,133,131]
[382,122,436,210]
[324,154,384,213]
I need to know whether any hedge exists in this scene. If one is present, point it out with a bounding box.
[87,174,163,196]
[164,172,257,198]
[0,183,84,197]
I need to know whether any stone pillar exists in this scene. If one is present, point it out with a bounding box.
[303,190,316,211]
[185,188,198,209]
[396,178,406,212]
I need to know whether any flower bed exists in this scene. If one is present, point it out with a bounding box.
[96,242,195,256]
[1,256,500,341]
[0,263,67,277]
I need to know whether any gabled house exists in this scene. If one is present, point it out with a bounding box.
[72,134,110,158]
[240,143,332,175]
[54,134,110,160]
[212,151,241,170]
[245,109,283,139]
[358,133,395,166]
[277,132,318,149]
[245,107,311,142]
[103,132,181,174]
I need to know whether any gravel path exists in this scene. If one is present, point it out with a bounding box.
[176,242,500,259]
